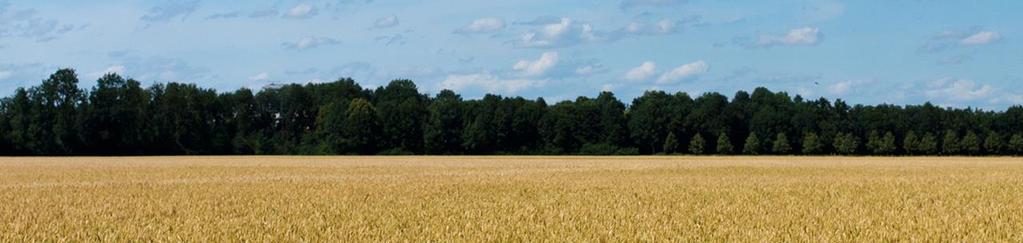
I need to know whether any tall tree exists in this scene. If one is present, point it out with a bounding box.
[423,90,464,155]
[833,133,859,155]
[375,80,427,154]
[802,132,824,155]
[716,132,733,155]
[1009,134,1023,155]
[689,133,706,155]
[663,132,679,154]
[942,130,961,155]
[344,99,379,154]
[961,131,981,155]
[984,131,1004,155]
[743,133,761,155]
[771,132,791,154]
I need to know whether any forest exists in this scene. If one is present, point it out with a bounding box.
[1,68,1022,156]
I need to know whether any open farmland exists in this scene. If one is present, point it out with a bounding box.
[2,156,1022,241]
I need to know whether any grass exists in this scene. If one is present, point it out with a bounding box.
[1,156,1022,241]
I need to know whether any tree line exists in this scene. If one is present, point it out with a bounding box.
[1,68,1022,156]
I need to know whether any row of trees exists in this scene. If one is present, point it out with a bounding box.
[1,69,1022,156]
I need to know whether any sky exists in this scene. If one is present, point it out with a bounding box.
[0,0,1020,109]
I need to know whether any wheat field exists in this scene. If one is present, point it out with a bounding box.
[1,156,1022,241]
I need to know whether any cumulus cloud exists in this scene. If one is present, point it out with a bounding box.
[140,0,200,23]
[373,15,399,28]
[828,80,853,95]
[620,0,688,10]
[657,60,708,84]
[625,62,657,81]
[284,3,317,18]
[249,72,269,81]
[516,17,601,48]
[513,52,559,76]
[440,72,545,94]
[921,28,1001,53]
[282,36,341,50]
[757,27,821,47]
[0,3,80,41]
[455,17,506,34]
[105,52,213,83]
[924,78,994,102]
[961,31,1001,45]
[374,33,406,46]
[623,19,679,35]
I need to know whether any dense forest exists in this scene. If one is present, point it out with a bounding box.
[1,68,1022,156]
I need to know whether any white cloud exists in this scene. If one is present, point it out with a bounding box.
[656,60,708,84]
[284,3,317,18]
[440,72,544,93]
[455,17,506,34]
[625,19,677,35]
[757,27,821,47]
[374,15,399,28]
[513,52,559,76]
[828,80,853,95]
[86,65,127,80]
[517,17,601,48]
[625,61,657,81]
[576,66,596,76]
[0,70,11,80]
[924,78,994,102]
[961,31,1001,45]
[249,72,269,81]
[620,0,688,10]
[282,36,340,50]
[140,0,200,22]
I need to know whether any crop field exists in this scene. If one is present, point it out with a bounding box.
[2,156,1022,241]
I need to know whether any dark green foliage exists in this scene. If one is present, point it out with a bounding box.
[961,131,981,155]
[984,131,1004,154]
[344,99,379,154]
[1010,134,1023,155]
[833,133,859,155]
[689,134,705,155]
[866,131,896,155]
[919,133,939,155]
[771,132,791,154]
[0,68,1021,156]
[716,132,733,155]
[802,132,824,155]
[942,130,961,155]
[663,132,679,154]
[743,133,760,155]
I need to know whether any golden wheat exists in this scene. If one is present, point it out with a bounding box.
[1,156,1022,241]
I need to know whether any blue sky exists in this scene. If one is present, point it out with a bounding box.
[0,0,1020,109]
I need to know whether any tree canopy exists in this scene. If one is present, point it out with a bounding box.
[0,68,1020,156]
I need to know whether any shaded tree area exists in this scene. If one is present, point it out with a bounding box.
[1,69,1021,156]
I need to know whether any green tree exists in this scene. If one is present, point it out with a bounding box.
[919,133,939,155]
[81,73,149,155]
[423,90,464,154]
[663,132,679,154]
[629,91,672,154]
[771,132,791,154]
[374,80,427,154]
[344,99,379,154]
[942,130,960,155]
[1009,134,1023,155]
[879,132,897,155]
[984,131,1004,155]
[716,132,733,155]
[867,131,896,155]
[802,132,824,155]
[903,131,919,155]
[689,133,705,155]
[833,133,859,155]
[743,133,761,155]
[961,131,981,155]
